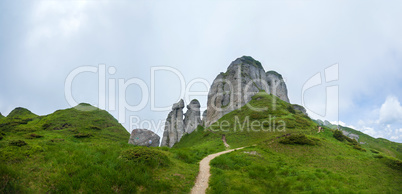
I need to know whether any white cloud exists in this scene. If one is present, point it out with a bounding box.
[379,96,402,124]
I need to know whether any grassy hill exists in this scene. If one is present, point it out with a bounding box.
[321,122,402,160]
[1,94,401,193]
[0,103,198,193]
[175,92,402,193]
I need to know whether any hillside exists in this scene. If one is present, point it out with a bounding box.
[1,96,401,193]
[0,104,198,193]
[317,121,402,160]
[175,92,402,193]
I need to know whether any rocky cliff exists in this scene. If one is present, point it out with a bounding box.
[161,99,202,147]
[204,56,290,127]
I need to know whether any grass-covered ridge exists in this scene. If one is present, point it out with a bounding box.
[1,93,401,193]
[174,91,402,193]
[0,103,198,193]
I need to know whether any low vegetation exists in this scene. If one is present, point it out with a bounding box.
[1,92,401,193]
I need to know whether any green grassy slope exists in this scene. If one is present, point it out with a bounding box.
[0,103,197,193]
[2,92,401,193]
[175,92,402,193]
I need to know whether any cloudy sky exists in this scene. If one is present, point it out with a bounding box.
[1,0,401,143]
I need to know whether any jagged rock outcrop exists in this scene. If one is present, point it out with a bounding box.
[342,130,359,141]
[292,104,308,116]
[266,71,290,103]
[184,99,202,134]
[205,56,290,127]
[161,99,185,147]
[161,99,203,147]
[201,110,207,126]
[128,129,160,147]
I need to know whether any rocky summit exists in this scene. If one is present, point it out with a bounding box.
[204,56,290,127]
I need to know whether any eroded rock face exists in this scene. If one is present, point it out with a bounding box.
[161,99,185,147]
[184,99,202,134]
[161,99,203,147]
[266,71,290,103]
[128,129,160,147]
[292,104,308,116]
[342,131,359,141]
[205,56,290,127]
[201,110,207,126]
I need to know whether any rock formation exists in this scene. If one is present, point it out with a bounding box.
[161,99,202,147]
[292,104,308,116]
[204,56,290,127]
[128,129,160,147]
[161,99,185,147]
[266,71,290,103]
[342,130,359,141]
[201,110,207,126]
[184,99,202,134]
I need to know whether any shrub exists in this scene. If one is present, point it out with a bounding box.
[73,133,92,138]
[50,139,64,142]
[9,140,27,147]
[121,147,170,168]
[333,130,344,141]
[353,144,366,152]
[26,133,43,139]
[279,134,318,146]
[370,149,380,154]
[287,105,296,114]
[381,156,402,171]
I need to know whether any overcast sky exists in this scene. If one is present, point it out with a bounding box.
[1,0,401,143]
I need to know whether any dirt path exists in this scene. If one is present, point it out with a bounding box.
[191,138,244,194]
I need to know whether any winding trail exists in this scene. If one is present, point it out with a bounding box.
[191,137,244,194]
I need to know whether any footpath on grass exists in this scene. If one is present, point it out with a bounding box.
[191,136,244,194]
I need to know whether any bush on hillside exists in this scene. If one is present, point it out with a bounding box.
[26,133,43,139]
[121,147,170,168]
[9,140,27,147]
[279,134,319,146]
[333,130,345,141]
[287,105,296,114]
[73,133,92,138]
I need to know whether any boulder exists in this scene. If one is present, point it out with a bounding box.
[128,129,160,147]
[184,99,202,134]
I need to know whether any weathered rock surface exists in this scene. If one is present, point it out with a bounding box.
[292,104,308,116]
[342,130,359,141]
[128,129,160,147]
[161,99,185,147]
[205,56,290,127]
[201,110,207,126]
[184,99,202,134]
[266,71,290,103]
